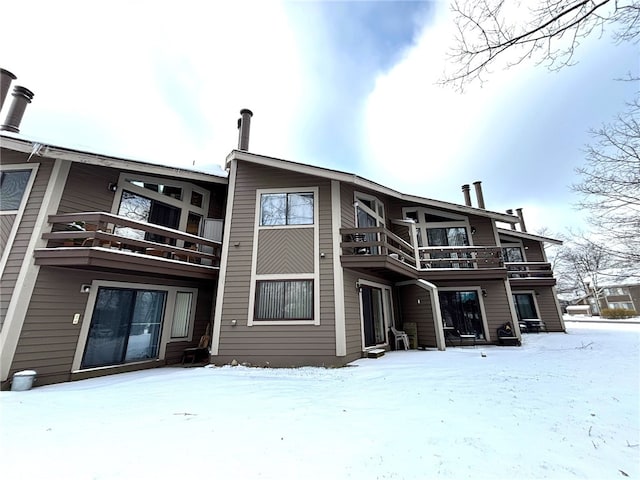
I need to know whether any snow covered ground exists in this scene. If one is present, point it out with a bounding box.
[1,321,638,480]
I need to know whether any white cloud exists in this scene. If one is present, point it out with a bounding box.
[1,0,304,169]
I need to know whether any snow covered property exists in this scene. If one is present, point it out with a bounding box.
[2,78,566,388]
[1,322,638,479]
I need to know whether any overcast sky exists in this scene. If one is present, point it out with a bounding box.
[1,0,637,235]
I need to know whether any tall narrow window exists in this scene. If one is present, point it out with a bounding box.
[171,291,193,338]
[0,170,31,211]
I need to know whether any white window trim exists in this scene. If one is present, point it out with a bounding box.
[0,163,39,277]
[402,206,473,247]
[437,286,490,341]
[71,280,198,372]
[512,290,542,321]
[111,172,210,235]
[358,278,393,350]
[502,241,527,262]
[355,191,385,226]
[249,187,320,326]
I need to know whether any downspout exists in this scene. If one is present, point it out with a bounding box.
[396,279,445,351]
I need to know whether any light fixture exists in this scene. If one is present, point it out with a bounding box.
[231,319,237,326]
[320,252,325,258]
[481,288,488,297]
[471,226,477,234]
[80,284,91,293]
[108,182,118,192]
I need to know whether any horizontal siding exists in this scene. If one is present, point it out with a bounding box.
[0,155,54,329]
[399,284,437,347]
[216,161,336,363]
[256,228,314,274]
[9,266,214,387]
[522,238,546,262]
[0,214,16,251]
[58,163,119,213]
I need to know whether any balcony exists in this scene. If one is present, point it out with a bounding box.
[34,212,221,280]
[339,227,507,281]
[506,262,556,286]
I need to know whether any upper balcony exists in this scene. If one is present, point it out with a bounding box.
[340,225,556,284]
[34,212,222,280]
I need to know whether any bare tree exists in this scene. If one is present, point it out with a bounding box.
[573,99,640,263]
[443,0,640,90]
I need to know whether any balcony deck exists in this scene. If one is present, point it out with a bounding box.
[340,227,552,283]
[34,212,221,280]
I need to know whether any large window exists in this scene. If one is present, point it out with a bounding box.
[0,170,31,212]
[255,280,313,320]
[439,290,486,339]
[513,293,539,320]
[81,287,166,369]
[260,192,314,226]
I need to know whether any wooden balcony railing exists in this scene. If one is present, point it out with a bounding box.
[42,212,221,266]
[505,262,554,278]
[340,227,418,268]
[418,246,503,269]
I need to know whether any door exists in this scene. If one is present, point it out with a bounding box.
[438,290,485,339]
[361,285,387,348]
[81,287,166,369]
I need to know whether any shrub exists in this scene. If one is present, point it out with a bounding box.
[600,308,637,319]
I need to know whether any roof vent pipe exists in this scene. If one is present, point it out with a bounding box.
[506,209,516,230]
[472,180,485,209]
[237,108,253,151]
[515,208,527,232]
[0,68,17,111]
[0,85,34,133]
[461,184,472,206]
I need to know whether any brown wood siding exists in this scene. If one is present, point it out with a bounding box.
[399,284,437,347]
[467,215,496,246]
[9,266,213,387]
[343,269,362,356]
[216,161,337,365]
[0,155,54,329]
[0,214,16,252]
[58,163,119,213]
[522,239,545,262]
[434,279,514,343]
[256,228,314,274]
[513,286,563,332]
[340,183,356,228]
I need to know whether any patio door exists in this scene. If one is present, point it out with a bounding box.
[361,286,386,347]
[81,287,166,369]
[438,290,486,339]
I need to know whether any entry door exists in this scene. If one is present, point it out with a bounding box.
[81,287,166,369]
[361,286,386,347]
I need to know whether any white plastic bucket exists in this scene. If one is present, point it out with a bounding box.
[11,370,37,391]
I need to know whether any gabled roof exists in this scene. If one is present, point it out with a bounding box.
[228,150,520,224]
[497,228,563,245]
[1,132,228,184]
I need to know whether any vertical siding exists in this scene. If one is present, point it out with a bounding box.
[399,284,436,347]
[10,266,213,387]
[0,154,54,329]
[216,161,337,365]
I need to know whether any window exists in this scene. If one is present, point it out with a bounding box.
[513,293,539,320]
[0,170,31,211]
[503,246,525,263]
[260,192,314,226]
[171,291,194,338]
[255,280,313,320]
[604,287,626,296]
[608,302,634,310]
[439,290,486,339]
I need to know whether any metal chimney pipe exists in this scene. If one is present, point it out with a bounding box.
[516,208,527,232]
[237,108,253,151]
[0,68,17,111]
[461,184,472,206]
[506,209,516,230]
[472,181,485,209]
[0,85,35,133]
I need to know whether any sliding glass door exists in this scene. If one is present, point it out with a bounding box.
[438,290,485,339]
[361,285,387,348]
[81,287,166,368]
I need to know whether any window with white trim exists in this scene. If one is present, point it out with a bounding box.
[255,280,313,320]
[171,291,194,338]
[0,169,32,212]
[259,192,314,226]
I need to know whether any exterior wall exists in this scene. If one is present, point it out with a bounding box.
[5,266,213,388]
[467,214,497,246]
[0,153,54,329]
[214,161,339,367]
[434,279,513,343]
[256,228,314,274]
[399,284,437,347]
[58,163,119,213]
[521,238,546,262]
[512,286,564,332]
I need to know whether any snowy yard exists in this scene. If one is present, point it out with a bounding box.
[1,321,638,480]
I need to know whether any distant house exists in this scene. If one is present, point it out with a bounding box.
[570,282,640,314]
[1,94,566,388]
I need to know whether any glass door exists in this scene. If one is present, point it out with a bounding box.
[81,287,166,369]
[438,290,485,339]
[361,285,387,347]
